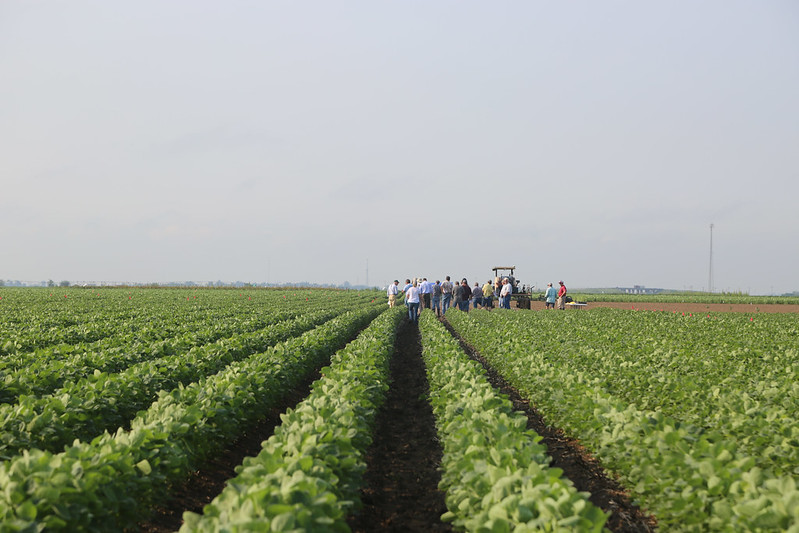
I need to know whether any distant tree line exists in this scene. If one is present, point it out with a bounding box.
[0,279,377,290]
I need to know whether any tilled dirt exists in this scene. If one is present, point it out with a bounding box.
[348,319,452,532]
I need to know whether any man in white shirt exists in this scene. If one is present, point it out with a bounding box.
[387,280,399,308]
[499,278,513,309]
[405,280,421,322]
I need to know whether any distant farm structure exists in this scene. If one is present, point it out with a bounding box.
[617,285,664,295]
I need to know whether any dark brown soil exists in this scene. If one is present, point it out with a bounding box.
[441,317,657,533]
[136,369,321,532]
[348,319,452,533]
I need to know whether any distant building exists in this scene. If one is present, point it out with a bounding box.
[617,285,663,295]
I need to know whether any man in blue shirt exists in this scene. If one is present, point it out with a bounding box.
[544,282,557,309]
[402,279,412,306]
[419,277,433,309]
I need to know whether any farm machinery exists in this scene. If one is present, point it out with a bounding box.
[491,266,537,309]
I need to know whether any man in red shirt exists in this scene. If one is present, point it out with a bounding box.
[557,281,567,310]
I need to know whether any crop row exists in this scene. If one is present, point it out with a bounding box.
[181,306,405,531]
[0,301,276,368]
[418,311,607,532]
[0,309,301,404]
[550,311,798,478]
[0,305,375,461]
[566,293,799,305]
[453,309,799,476]
[0,288,379,356]
[446,309,799,531]
[0,305,383,531]
[0,309,145,356]
[0,293,212,354]
[0,296,378,405]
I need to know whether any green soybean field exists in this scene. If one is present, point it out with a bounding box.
[0,287,797,532]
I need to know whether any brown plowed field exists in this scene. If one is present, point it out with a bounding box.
[523,301,799,314]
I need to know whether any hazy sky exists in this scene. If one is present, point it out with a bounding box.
[2,2,797,294]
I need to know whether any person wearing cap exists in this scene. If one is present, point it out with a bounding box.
[557,280,567,310]
[387,280,400,308]
[544,282,557,309]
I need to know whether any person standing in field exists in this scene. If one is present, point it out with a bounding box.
[452,280,463,311]
[499,277,513,309]
[482,280,494,309]
[406,280,421,322]
[431,280,442,317]
[544,282,557,309]
[471,282,483,309]
[460,279,472,311]
[387,280,399,308]
[420,277,433,310]
[441,276,453,314]
[402,279,412,306]
[557,280,567,310]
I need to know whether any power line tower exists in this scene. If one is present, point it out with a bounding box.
[708,223,714,293]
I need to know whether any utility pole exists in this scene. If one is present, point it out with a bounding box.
[365,259,369,288]
[708,223,714,293]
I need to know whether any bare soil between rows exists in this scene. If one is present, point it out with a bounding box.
[348,319,451,532]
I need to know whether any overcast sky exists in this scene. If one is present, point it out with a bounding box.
[2,2,797,294]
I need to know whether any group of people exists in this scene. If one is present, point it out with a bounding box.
[387,275,527,322]
[544,280,568,310]
[386,278,443,322]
